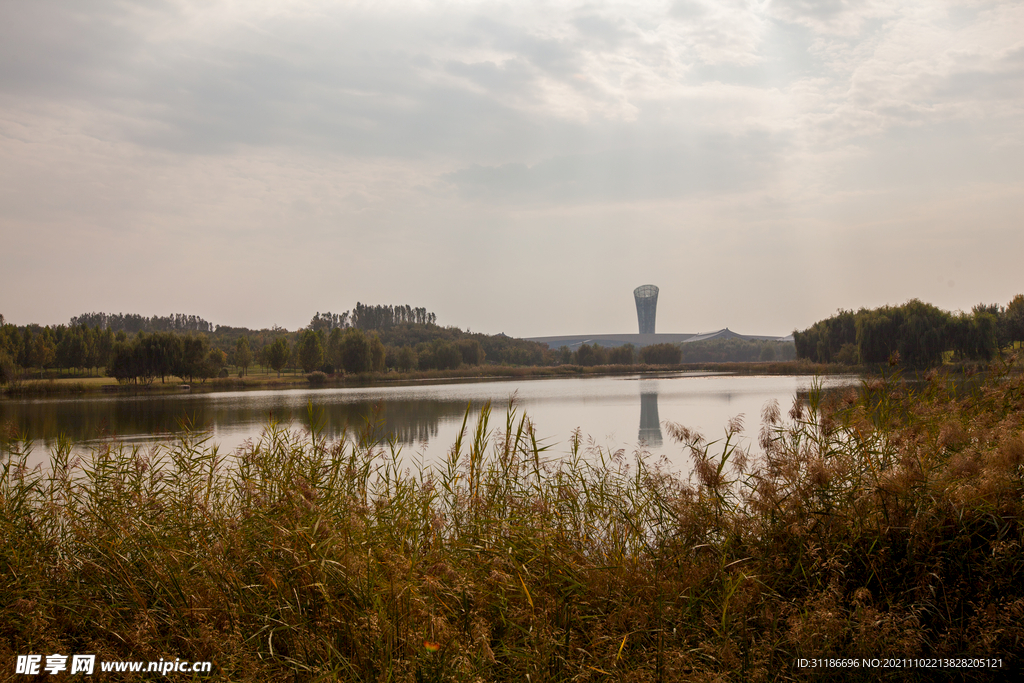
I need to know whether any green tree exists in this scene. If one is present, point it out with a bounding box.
[106,340,136,384]
[429,340,461,370]
[798,300,956,367]
[340,329,371,374]
[457,339,485,366]
[208,347,227,372]
[56,327,87,375]
[1005,294,1024,348]
[91,328,115,373]
[173,335,209,383]
[234,337,253,376]
[31,333,56,378]
[327,328,344,372]
[396,345,417,372]
[369,333,386,372]
[298,330,324,373]
[416,344,435,370]
[266,337,290,377]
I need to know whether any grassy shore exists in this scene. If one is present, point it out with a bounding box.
[2,361,1023,680]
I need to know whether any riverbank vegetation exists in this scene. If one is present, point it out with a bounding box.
[0,304,551,390]
[3,360,1023,680]
[794,296,1024,367]
[5,295,1020,395]
[1,305,802,396]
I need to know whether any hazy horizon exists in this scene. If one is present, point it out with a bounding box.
[3,1,1022,337]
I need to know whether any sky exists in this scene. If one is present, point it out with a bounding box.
[2,0,1022,337]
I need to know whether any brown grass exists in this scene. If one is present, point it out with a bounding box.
[2,361,1023,680]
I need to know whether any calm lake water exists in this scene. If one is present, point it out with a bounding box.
[2,373,858,471]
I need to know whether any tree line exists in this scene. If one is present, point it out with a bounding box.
[552,343,684,366]
[352,303,436,329]
[308,304,437,332]
[678,338,797,363]
[1,322,118,382]
[0,303,540,385]
[69,312,214,333]
[793,296,1024,366]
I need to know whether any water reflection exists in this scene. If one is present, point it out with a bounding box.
[2,374,860,470]
[638,381,663,447]
[0,394,467,449]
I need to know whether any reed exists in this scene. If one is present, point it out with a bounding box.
[2,362,1023,680]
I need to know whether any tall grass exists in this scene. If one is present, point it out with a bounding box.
[2,363,1023,680]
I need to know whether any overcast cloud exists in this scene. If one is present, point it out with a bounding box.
[2,0,1022,336]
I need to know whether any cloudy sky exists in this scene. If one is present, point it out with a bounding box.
[2,0,1022,337]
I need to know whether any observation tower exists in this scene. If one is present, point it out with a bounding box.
[633,284,659,334]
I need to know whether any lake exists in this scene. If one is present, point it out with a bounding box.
[1,373,858,471]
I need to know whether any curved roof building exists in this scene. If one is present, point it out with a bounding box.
[633,284,659,334]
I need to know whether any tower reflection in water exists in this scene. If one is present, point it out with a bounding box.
[638,381,663,447]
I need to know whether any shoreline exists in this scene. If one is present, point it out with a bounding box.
[1,360,858,399]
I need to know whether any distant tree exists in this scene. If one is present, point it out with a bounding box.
[502,345,542,366]
[417,344,435,370]
[576,344,596,366]
[457,339,485,366]
[640,343,682,365]
[369,334,386,372]
[91,328,115,372]
[793,310,858,363]
[352,303,437,330]
[309,311,350,332]
[396,345,417,372]
[56,327,87,375]
[433,341,462,370]
[340,329,371,374]
[266,337,290,377]
[31,333,56,378]
[106,340,136,384]
[557,346,572,365]
[608,344,636,365]
[798,300,952,367]
[832,343,857,365]
[759,342,778,362]
[234,337,253,376]
[1005,294,1024,348]
[158,332,183,382]
[577,344,606,366]
[70,312,213,333]
[174,335,209,383]
[207,347,227,373]
[297,330,324,373]
[0,349,14,385]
